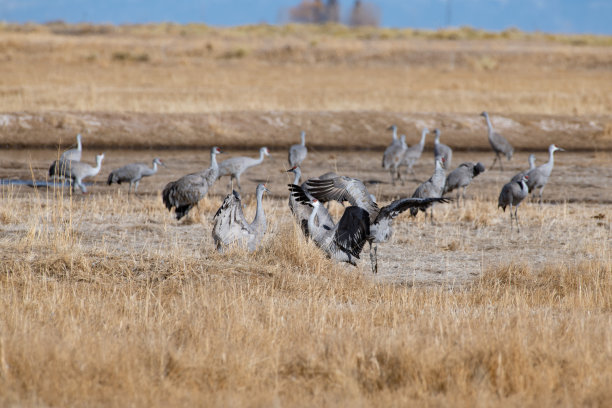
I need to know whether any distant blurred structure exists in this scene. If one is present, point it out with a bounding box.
[287,0,379,27]
[348,0,380,27]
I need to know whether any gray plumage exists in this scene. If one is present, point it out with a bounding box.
[212,184,269,252]
[510,154,537,183]
[302,174,449,273]
[410,157,447,222]
[433,128,452,169]
[49,153,104,194]
[107,158,166,193]
[401,127,429,177]
[60,133,83,162]
[289,184,370,266]
[286,166,335,236]
[288,131,307,168]
[217,147,270,192]
[383,131,407,185]
[481,111,513,171]
[444,162,485,205]
[525,144,565,205]
[162,147,222,220]
[498,174,529,232]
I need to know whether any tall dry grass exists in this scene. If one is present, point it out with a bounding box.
[0,181,610,406]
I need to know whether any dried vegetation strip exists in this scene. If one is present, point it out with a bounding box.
[0,186,610,406]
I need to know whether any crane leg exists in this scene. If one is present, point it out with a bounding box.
[538,187,544,206]
[134,181,140,193]
[396,167,404,186]
[228,176,233,192]
[515,206,520,232]
[462,187,467,206]
[509,203,514,231]
[128,182,132,194]
[389,169,395,186]
[369,242,378,274]
[490,155,498,171]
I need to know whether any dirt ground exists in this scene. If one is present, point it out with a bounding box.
[2,147,610,284]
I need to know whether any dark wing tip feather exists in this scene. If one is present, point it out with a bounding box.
[335,206,370,258]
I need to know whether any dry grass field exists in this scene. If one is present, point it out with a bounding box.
[0,23,611,406]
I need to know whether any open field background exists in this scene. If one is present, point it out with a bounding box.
[0,23,611,406]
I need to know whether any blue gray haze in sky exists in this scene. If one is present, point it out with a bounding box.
[0,0,610,35]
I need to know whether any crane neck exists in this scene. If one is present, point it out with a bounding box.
[253,189,266,228]
[308,204,320,236]
[484,115,493,134]
[150,161,158,174]
[256,150,266,164]
[419,130,427,147]
[292,169,301,185]
[547,148,556,166]
[210,152,218,170]
[300,132,306,146]
[76,135,82,151]
[434,134,440,145]
[528,155,536,170]
[391,127,398,141]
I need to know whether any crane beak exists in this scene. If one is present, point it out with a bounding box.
[263,185,271,193]
[557,147,565,152]
[286,166,297,172]
[160,161,168,168]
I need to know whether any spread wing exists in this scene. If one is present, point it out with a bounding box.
[376,197,450,222]
[334,206,370,259]
[304,176,379,222]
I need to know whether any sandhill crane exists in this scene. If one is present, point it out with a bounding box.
[49,153,104,194]
[107,158,166,194]
[382,124,399,167]
[401,127,428,177]
[212,184,270,252]
[526,144,565,205]
[433,128,452,169]
[286,166,335,235]
[301,174,448,273]
[498,174,529,232]
[510,154,537,183]
[383,133,407,185]
[217,147,270,192]
[162,146,222,220]
[60,133,83,161]
[410,157,447,223]
[481,111,513,171]
[288,131,307,167]
[289,184,370,266]
[443,162,485,205]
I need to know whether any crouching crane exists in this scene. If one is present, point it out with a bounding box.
[212,184,270,252]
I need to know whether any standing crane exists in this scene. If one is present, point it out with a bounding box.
[60,133,83,161]
[48,153,105,194]
[481,111,513,171]
[526,144,565,205]
[443,162,485,205]
[498,174,529,232]
[288,131,308,168]
[217,147,270,192]
[212,184,270,252]
[433,128,452,169]
[299,174,448,273]
[382,133,407,185]
[401,127,429,177]
[162,146,222,220]
[107,158,166,194]
[410,157,447,223]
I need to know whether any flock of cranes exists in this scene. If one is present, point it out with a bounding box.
[44,111,565,272]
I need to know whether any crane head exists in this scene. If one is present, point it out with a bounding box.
[286,165,298,173]
[262,147,270,156]
[212,146,223,155]
[480,111,488,117]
